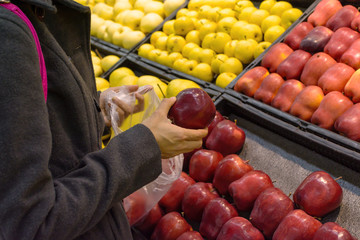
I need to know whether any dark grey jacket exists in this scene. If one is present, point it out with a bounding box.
[0,0,162,239]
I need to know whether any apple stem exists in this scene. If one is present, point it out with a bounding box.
[94,48,102,59]
[234,119,237,125]
[157,83,166,98]
[244,160,250,164]
[272,180,277,184]
[314,216,322,221]
[334,176,343,181]
[288,192,292,197]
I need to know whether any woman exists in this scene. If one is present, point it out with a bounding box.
[0,0,207,239]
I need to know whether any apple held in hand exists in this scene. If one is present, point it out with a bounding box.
[159,172,196,213]
[307,0,342,27]
[151,211,192,240]
[284,22,314,50]
[272,209,322,240]
[213,154,253,196]
[217,217,265,240]
[205,119,246,157]
[318,63,355,94]
[234,66,269,97]
[189,149,223,182]
[326,5,359,31]
[176,231,204,240]
[199,197,238,240]
[182,182,220,222]
[344,68,360,103]
[311,91,353,130]
[277,49,312,80]
[299,26,333,54]
[229,170,274,212]
[334,103,360,142]
[271,79,305,112]
[250,187,294,239]
[254,73,285,105]
[261,42,293,73]
[168,88,216,129]
[293,171,343,217]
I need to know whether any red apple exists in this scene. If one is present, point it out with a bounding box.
[299,26,333,54]
[217,217,265,240]
[340,38,360,70]
[189,149,223,182]
[284,22,314,50]
[203,110,225,145]
[124,190,147,226]
[212,154,253,196]
[183,147,202,173]
[326,5,359,31]
[293,171,343,217]
[261,43,293,73]
[351,14,360,31]
[151,212,192,240]
[234,66,269,97]
[272,209,322,240]
[205,119,246,156]
[168,88,216,129]
[271,79,305,112]
[253,73,285,105]
[249,187,294,239]
[134,203,164,237]
[318,62,355,94]
[199,197,238,240]
[344,68,360,103]
[313,222,354,240]
[228,170,274,212]
[307,0,342,27]
[182,182,220,222]
[334,103,360,141]
[159,172,196,213]
[276,49,312,80]
[176,231,204,240]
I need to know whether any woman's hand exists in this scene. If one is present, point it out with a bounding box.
[142,97,208,159]
[100,85,145,127]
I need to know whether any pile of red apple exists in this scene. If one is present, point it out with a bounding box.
[234,0,360,142]
[124,88,356,240]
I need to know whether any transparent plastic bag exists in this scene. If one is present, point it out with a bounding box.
[105,85,184,226]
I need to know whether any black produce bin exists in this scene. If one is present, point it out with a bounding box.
[214,93,360,238]
[91,36,129,58]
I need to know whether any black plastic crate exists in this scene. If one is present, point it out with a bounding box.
[214,93,360,238]
[91,36,129,58]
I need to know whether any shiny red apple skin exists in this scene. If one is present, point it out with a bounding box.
[249,187,294,239]
[183,147,202,173]
[205,119,246,156]
[276,49,312,80]
[293,171,343,217]
[334,103,360,141]
[299,26,334,54]
[168,88,216,129]
[176,231,204,240]
[124,191,147,226]
[271,79,305,112]
[307,0,342,27]
[284,22,314,50]
[203,111,225,145]
[134,203,164,237]
[151,211,192,240]
[212,154,253,195]
[351,14,360,31]
[199,197,238,240]
[340,38,360,70]
[272,209,322,240]
[182,182,220,222]
[326,5,359,32]
[159,172,196,213]
[313,222,354,240]
[261,43,294,73]
[216,217,265,240]
[228,170,274,212]
[189,149,223,182]
[253,73,285,105]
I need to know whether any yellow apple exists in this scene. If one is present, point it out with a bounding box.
[118,75,139,86]
[264,25,285,43]
[219,57,243,75]
[236,23,263,42]
[188,47,203,62]
[187,11,199,19]
[234,39,257,64]
[147,48,163,62]
[166,35,187,53]
[206,6,221,22]
[191,63,213,82]
[237,6,257,22]
[163,0,186,17]
[114,9,132,25]
[100,55,121,72]
[138,43,155,58]
[109,67,135,87]
[113,1,132,17]
[198,21,217,41]
[270,1,293,17]
[259,0,277,12]
[150,31,167,46]
[210,32,232,54]
[155,50,170,66]
[234,0,254,18]
[95,3,114,20]
[93,64,104,77]
[96,77,110,92]
[187,0,203,11]
[165,78,201,98]
[185,30,201,45]
[162,20,176,35]
[122,10,144,30]
[281,8,303,29]
[92,55,101,66]
[122,30,146,49]
[194,18,211,30]
[230,20,249,40]
[106,22,123,37]
[133,0,151,11]
[201,32,216,49]
[249,9,270,26]
[90,14,105,36]
[253,41,272,59]
[144,1,165,17]
[173,58,189,72]
[183,59,198,75]
[96,24,108,40]
[216,8,236,21]
[140,13,164,34]
[198,5,212,19]
[168,52,183,67]
[111,26,132,46]
[261,15,282,33]
[137,75,163,86]
[211,54,229,74]
[176,8,189,18]
[216,16,237,35]
[173,16,196,36]
[198,48,216,65]
[154,35,169,50]
[182,42,200,58]
[215,72,237,88]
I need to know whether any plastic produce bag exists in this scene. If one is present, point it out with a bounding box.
[104,85,184,226]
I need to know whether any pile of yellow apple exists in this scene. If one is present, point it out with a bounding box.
[137,0,303,88]
[79,0,186,50]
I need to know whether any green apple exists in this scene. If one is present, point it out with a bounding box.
[198,48,216,65]
[182,42,200,58]
[261,15,282,33]
[140,13,164,34]
[237,6,257,22]
[138,43,155,58]
[191,63,213,82]
[211,54,229,74]
[249,9,270,26]
[100,55,120,72]
[234,39,258,64]
[259,0,276,12]
[210,32,232,54]
[270,1,293,16]
[215,72,237,88]
[236,23,263,42]
[253,41,271,59]
[264,25,285,43]
[281,8,303,29]
[216,16,237,35]
[199,21,217,41]
[166,35,187,53]
[122,10,144,30]
[162,20,176,35]
[165,78,201,98]
[185,30,201,45]
[219,57,243,75]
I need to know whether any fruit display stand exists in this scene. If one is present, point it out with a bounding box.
[213,93,360,238]
[91,36,130,58]
[225,0,360,173]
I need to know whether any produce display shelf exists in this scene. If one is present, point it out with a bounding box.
[225,0,360,172]
[91,36,129,58]
[214,93,360,238]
